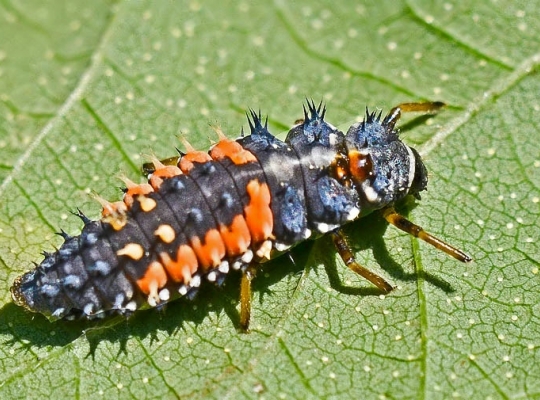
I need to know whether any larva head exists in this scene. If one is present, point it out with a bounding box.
[345,109,428,206]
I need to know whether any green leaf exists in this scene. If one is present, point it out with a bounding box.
[1,0,539,398]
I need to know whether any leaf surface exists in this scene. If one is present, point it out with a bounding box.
[0,1,538,398]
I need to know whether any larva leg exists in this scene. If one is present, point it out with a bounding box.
[239,265,257,331]
[385,101,446,129]
[331,229,394,293]
[382,207,472,263]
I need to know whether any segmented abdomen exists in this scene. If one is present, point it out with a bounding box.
[11,104,365,320]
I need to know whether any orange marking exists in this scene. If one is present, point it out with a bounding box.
[210,139,257,165]
[244,180,273,243]
[191,229,225,271]
[348,150,374,182]
[155,224,176,244]
[123,183,153,208]
[160,245,199,284]
[138,196,157,212]
[179,151,212,173]
[101,200,127,217]
[136,260,168,295]
[149,165,182,189]
[219,214,251,257]
[100,199,128,230]
[117,243,144,260]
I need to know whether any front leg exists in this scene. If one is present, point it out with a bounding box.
[331,229,394,293]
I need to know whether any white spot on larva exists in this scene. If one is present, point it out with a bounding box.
[256,240,273,259]
[274,242,291,252]
[316,223,331,233]
[191,275,201,287]
[218,261,229,273]
[241,250,254,263]
[114,293,125,308]
[84,303,94,315]
[52,308,65,318]
[159,289,170,301]
[363,185,379,203]
[147,296,157,308]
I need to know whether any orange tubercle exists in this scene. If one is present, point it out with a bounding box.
[123,183,154,208]
[244,180,273,243]
[160,245,199,285]
[348,150,374,182]
[191,229,226,271]
[210,139,257,165]
[179,151,212,173]
[136,260,168,295]
[149,165,183,189]
[219,214,252,257]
